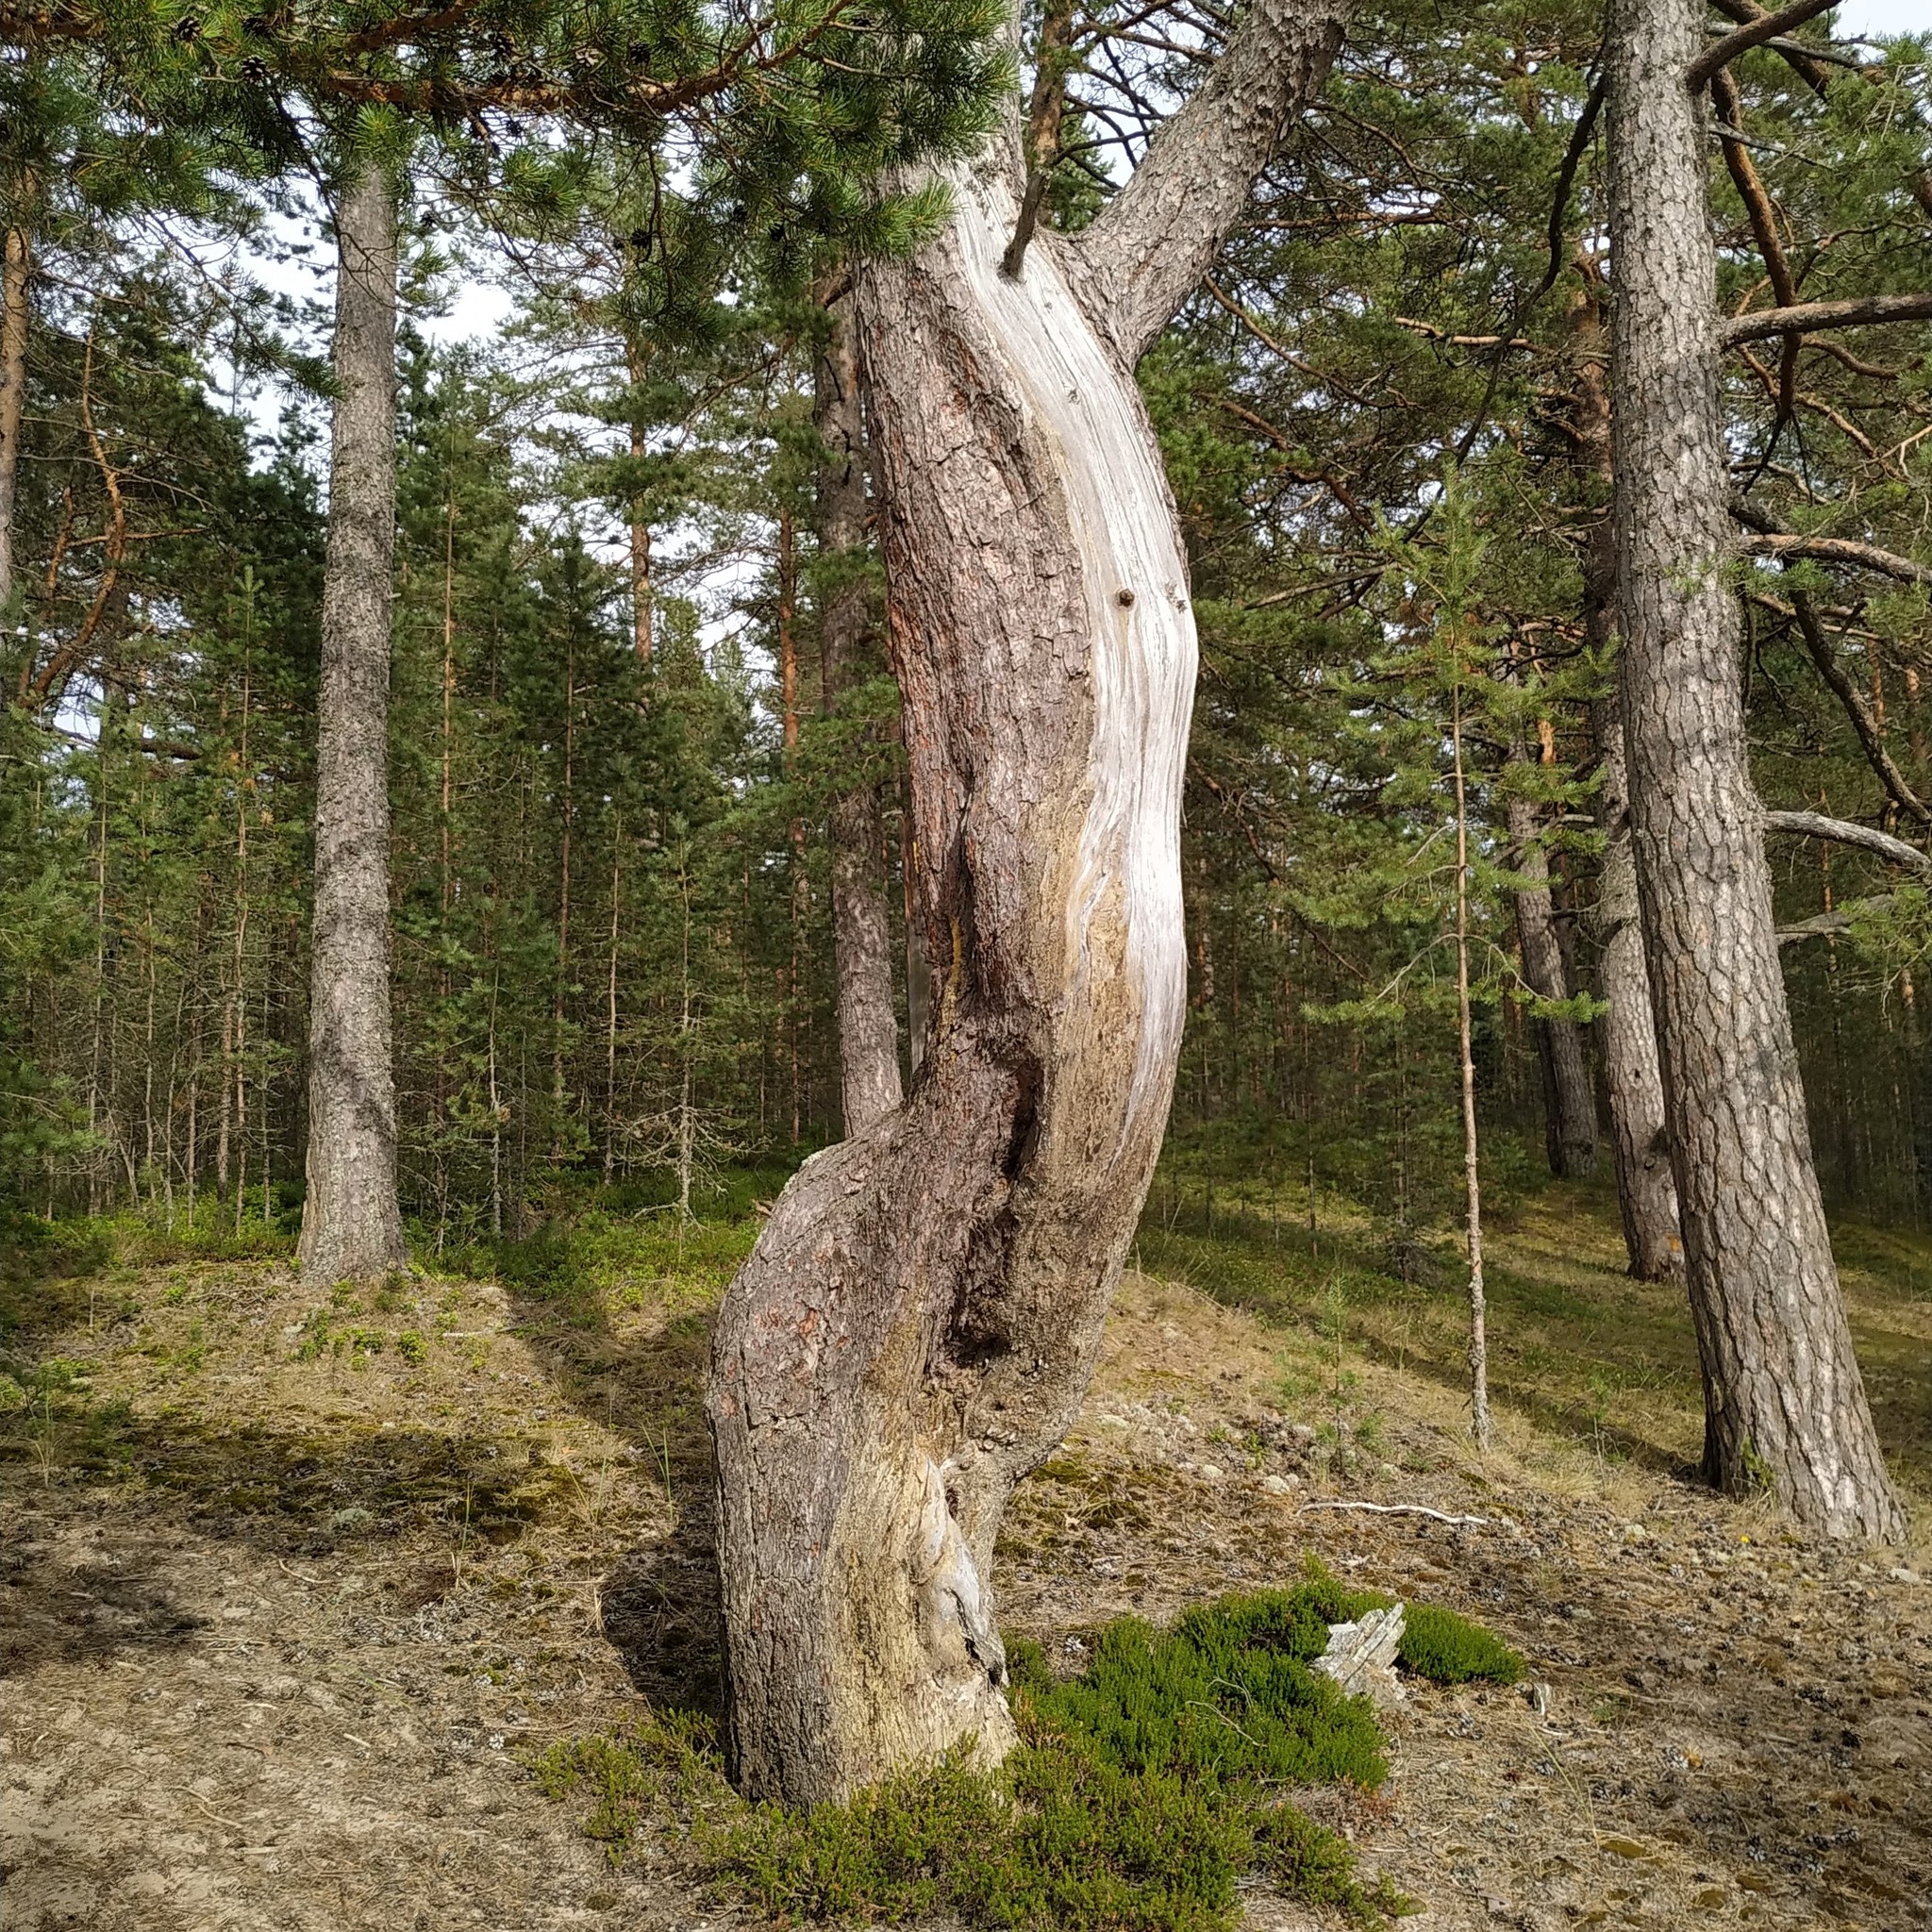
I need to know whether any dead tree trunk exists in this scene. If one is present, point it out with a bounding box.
[708,0,1351,1806]
[1507,784,1598,1180]
[297,160,408,1285]
[1607,0,1902,1537]
[816,296,904,1136]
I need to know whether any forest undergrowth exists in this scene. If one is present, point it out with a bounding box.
[1,1152,1928,1931]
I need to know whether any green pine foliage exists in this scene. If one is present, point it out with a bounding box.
[539,1577,1529,1930]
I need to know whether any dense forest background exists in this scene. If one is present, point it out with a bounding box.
[2,0,1929,1257]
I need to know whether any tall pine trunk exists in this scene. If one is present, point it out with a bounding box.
[816,296,904,1136]
[1567,282,1682,1278]
[298,161,408,1284]
[1507,783,1597,1179]
[1607,0,1901,1536]
[708,0,1350,1806]
[0,217,28,609]
[1593,691,1683,1278]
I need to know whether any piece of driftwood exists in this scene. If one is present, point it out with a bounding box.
[1311,1604,1407,1704]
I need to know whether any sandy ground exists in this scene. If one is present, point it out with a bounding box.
[2,1252,1928,1932]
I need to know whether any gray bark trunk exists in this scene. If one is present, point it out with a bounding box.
[1607,0,1902,1536]
[297,161,408,1285]
[1567,279,1682,1276]
[708,0,1351,1807]
[0,221,29,609]
[816,298,904,1137]
[1507,787,1598,1179]
[1593,693,1684,1279]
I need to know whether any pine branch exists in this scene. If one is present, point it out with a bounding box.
[1687,0,1836,93]
[1763,810,1932,874]
[1721,294,1932,346]
[1070,0,1353,363]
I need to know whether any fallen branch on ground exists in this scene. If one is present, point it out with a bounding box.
[1297,1499,1493,1527]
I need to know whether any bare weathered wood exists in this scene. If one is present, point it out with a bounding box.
[1607,0,1902,1538]
[297,161,408,1285]
[708,0,1355,1807]
[815,296,903,1138]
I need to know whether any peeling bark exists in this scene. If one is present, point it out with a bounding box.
[297,161,408,1286]
[1607,0,1901,1537]
[708,0,1352,1805]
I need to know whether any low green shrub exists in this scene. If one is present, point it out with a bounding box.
[539,1580,1525,1928]
[1395,1601,1524,1686]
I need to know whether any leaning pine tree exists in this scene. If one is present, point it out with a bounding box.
[708,0,1354,1805]
[1606,0,1903,1537]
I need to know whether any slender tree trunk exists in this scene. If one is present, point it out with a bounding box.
[553,625,575,1154]
[298,160,408,1284]
[0,218,29,610]
[708,0,1349,1807]
[1607,0,1902,1537]
[779,506,805,1144]
[627,340,654,663]
[900,771,929,1074]
[1566,276,1683,1277]
[605,821,622,1181]
[1507,779,1598,1179]
[816,295,904,1136]
[1454,689,1491,1450]
[1592,692,1684,1278]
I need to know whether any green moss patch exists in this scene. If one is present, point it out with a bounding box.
[538,1574,1524,1929]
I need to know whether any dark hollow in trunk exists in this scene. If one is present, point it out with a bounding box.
[1607,0,1902,1537]
[297,161,408,1286]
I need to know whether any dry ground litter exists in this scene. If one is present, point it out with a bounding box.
[1,1207,1928,1932]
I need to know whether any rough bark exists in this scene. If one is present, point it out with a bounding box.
[1607,0,1902,1537]
[0,221,29,609]
[297,161,408,1285]
[1508,786,1598,1180]
[816,297,904,1137]
[1565,283,1682,1277]
[708,0,1352,1807]
[1592,694,1684,1279]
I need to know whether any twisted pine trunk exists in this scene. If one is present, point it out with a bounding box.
[298,162,408,1285]
[816,299,904,1138]
[1607,0,1901,1536]
[708,0,1350,1806]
